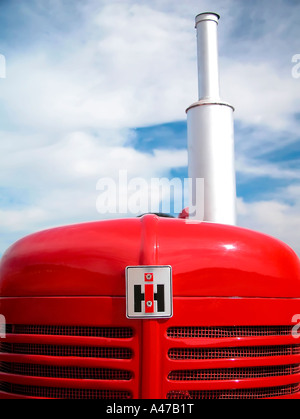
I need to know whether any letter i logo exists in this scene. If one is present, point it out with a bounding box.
[144,273,154,313]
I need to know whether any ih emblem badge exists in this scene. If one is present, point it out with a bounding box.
[125,266,172,319]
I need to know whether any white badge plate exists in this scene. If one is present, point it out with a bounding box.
[126,266,173,319]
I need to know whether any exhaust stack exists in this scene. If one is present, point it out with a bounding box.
[187,13,236,224]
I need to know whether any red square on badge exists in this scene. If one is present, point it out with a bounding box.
[144,273,153,282]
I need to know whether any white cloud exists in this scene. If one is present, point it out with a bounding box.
[237,184,300,256]
[2,1,300,133]
[221,61,300,134]
[236,157,300,181]
[0,3,196,131]
[0,207,48,232]
[0,128,187,237]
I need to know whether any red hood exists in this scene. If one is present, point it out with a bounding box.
[0,214,299,298]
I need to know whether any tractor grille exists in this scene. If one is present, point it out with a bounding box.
[2,322,300,399]
[165,325,300,399]
[0,324,137,399]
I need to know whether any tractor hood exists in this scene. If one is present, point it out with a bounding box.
[0,214,299,298]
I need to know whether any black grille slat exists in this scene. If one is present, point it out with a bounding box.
[5,325,133,338]
[167,326,294,339]
[168,345,300,360]
[0,343,132,359]
[168,364,300,381]
[0,362,132,380]
[167,384,300,399]
[0,382,132,399]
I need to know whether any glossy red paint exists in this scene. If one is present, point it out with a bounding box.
[0,214,300,399]
[0,215,299,298]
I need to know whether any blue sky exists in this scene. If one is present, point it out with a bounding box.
[0,0,299,257]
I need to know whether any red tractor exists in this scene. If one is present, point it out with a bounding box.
[1,13,300,400]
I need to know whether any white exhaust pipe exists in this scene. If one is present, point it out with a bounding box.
[187,13,236,225]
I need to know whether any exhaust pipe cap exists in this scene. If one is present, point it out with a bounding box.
[195,12,220,27]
